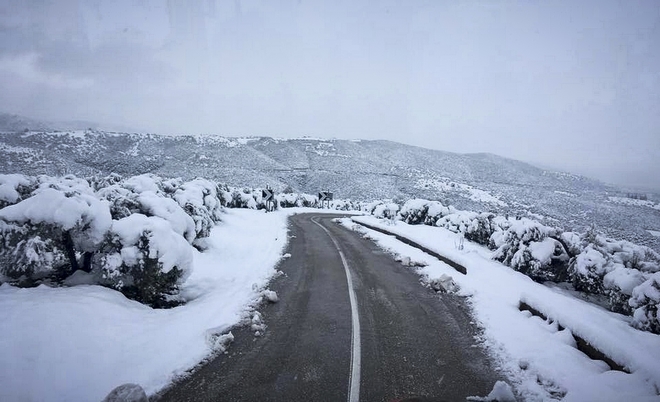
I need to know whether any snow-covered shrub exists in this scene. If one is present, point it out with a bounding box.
[96,184,143,220]
[436,211,496,246]
[0,174,36,208]
[490,218,568,281]
[297,193,318,208]
[161,177,184,195]
[0,183,112,279]
[89,172,123,191]
[568,229,660,316]
[0,173,226,308]
[172,178,223,242]
[569,246,609,294]
[603,267,645,315]
[559,231,582,258]
[225,188,259,209]
[568,229,660,295]
[122,174,165,194]
[0,221,68,282]
[96,175,220,245]
[99,214,193,308]
[138,191,196,242]
[371,201,400,219]
[629,272,660,334]
[399,199,452,225]
[506,237,569,281]
[329,199,359,211]
[276,192,299,208]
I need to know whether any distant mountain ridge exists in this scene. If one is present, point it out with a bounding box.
[0,126,658,251]
[0,112,139,133]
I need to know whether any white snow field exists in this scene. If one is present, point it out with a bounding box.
[345,216,660,402]
[0,209,291,402]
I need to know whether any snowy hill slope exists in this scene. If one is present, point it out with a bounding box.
[0,129,658,251]
[0,113,100,133]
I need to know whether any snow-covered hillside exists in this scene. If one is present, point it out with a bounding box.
[0,129,658,252]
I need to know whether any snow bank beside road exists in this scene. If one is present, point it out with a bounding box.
[347,216,660,402]
[0,209,289,402]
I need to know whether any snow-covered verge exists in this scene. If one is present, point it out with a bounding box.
[364,199,660,334]
[0,208,291,402]
[344,216,660,402]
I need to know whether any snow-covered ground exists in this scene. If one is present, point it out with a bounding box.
[415,177,508,207]
[0,209,291,402]
[345,216,660,402]
[609,196,660,211]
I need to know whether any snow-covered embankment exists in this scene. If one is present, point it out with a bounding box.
[0,209,289,401]
[346,216,660,402]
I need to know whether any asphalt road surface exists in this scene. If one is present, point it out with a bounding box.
[156,213,502,402]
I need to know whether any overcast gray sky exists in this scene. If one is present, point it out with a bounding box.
[1,0,658,189]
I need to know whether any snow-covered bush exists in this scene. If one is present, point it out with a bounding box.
[0,174,36,208]
[603,267,645,315]
[96,184,143,220]
[569,246,609,294]
[0,173,226,308]
[398,199,496,245]
[399,199,452,225]
[569,228,660,315]
[276,192,298,208]
[629,272,660,334]
[371,201,400,219]
[436,211,496,246]
[329,199,360,211]
[0,221,68,282]
[275,192,319,208]
[224,188,259,209]
[99,214,193,308]
[489,218,569,281]
[96,175,223,247]
[89,172,123,191]
[0,182,112,279]
[172,178,223,242]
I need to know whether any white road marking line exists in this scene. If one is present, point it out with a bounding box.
[312,217,361,402]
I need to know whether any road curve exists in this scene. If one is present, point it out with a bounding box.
[156,213,501,402]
